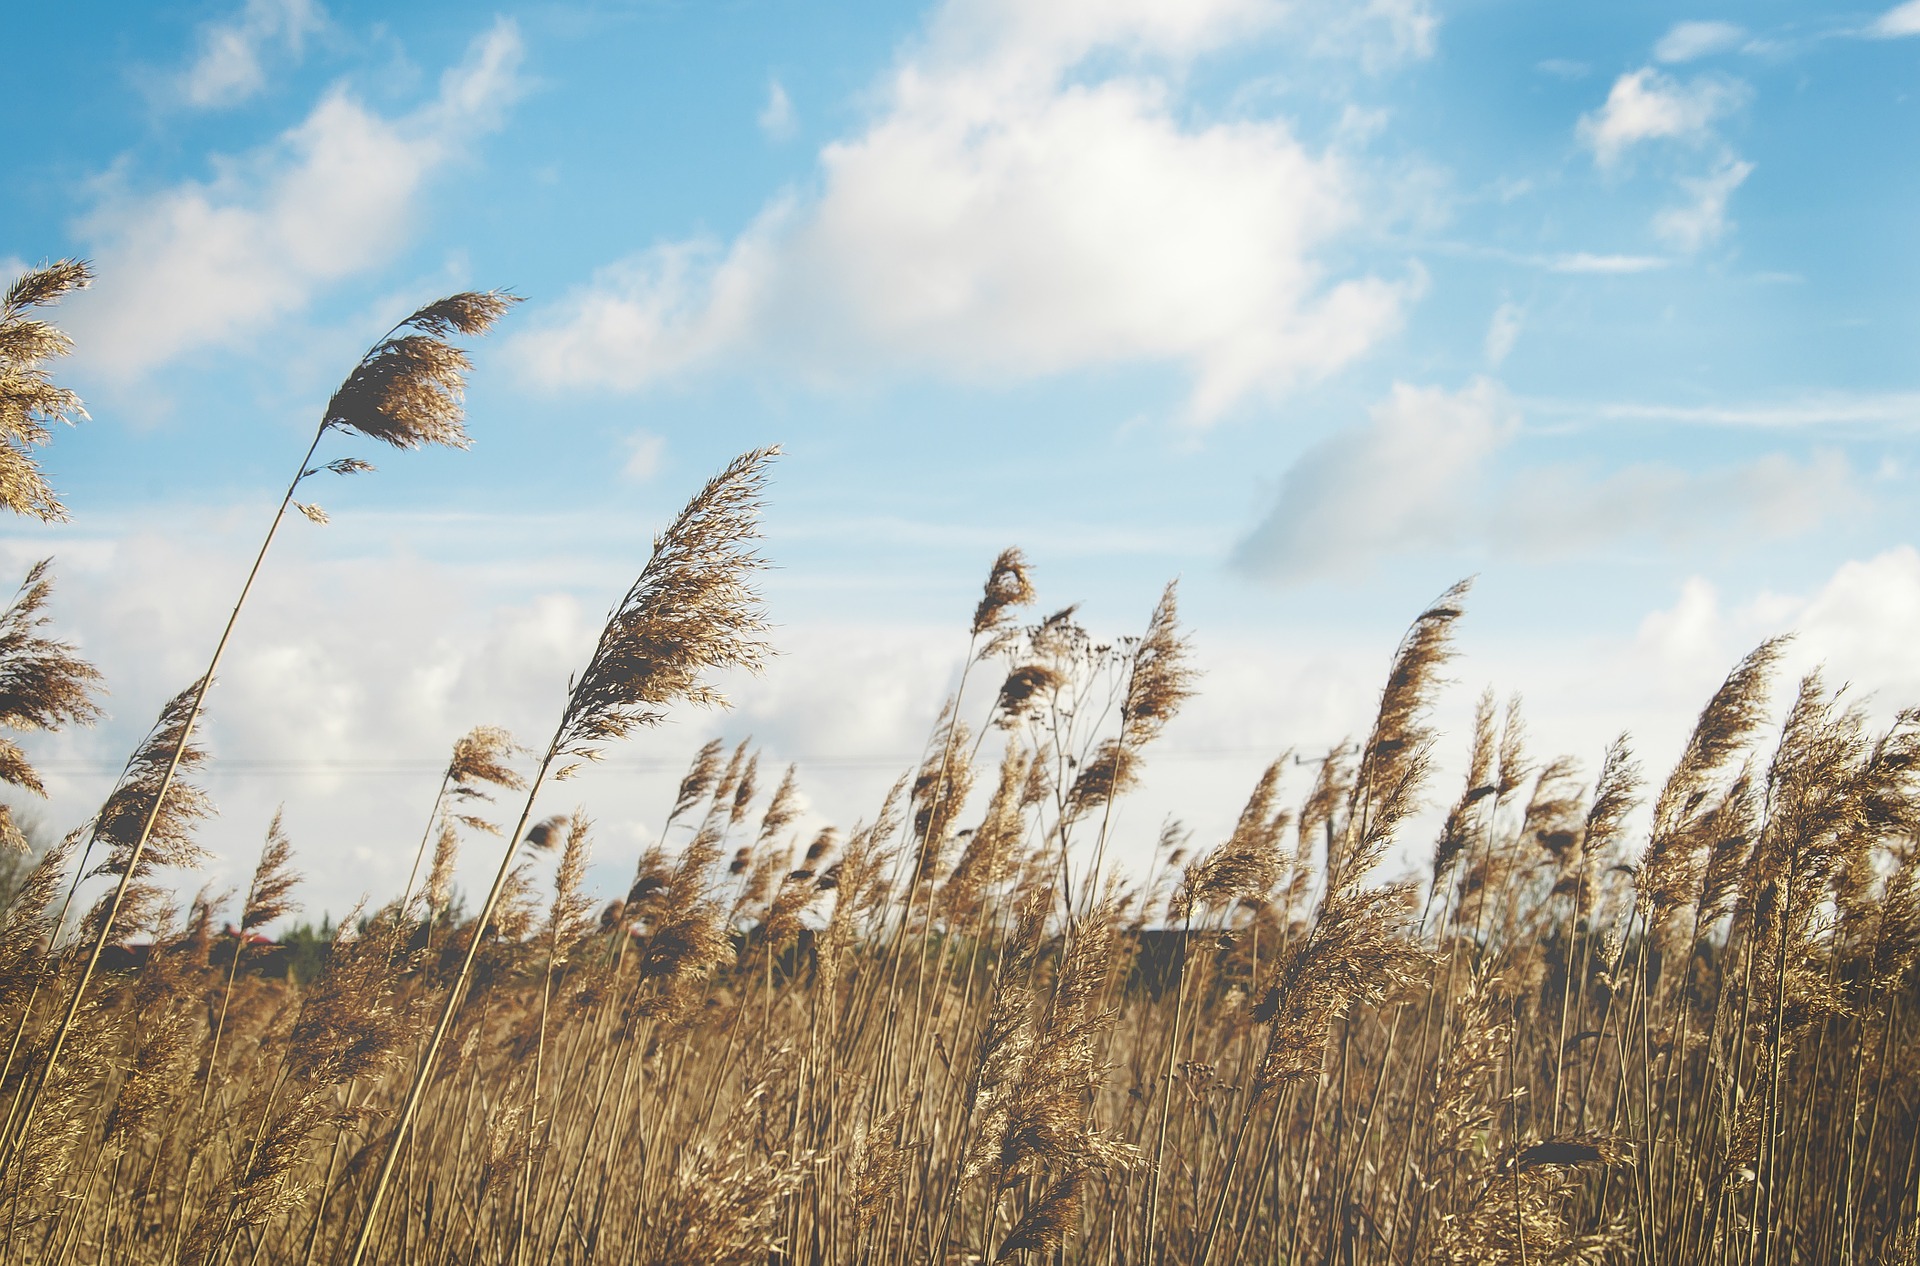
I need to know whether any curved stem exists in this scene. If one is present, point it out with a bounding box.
[1,422,328,1177]
[347,723,561,1266]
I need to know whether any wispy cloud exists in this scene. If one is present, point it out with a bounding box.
[1576,64,1754,256]
[758,78,796,140]
[1535,391,1920,430]
[622,432,665,482]
[1578,67,1748,168]
[1548,251,1671,274]
[1653,21,1747,63]
[1654,156,1754,249]
[1483,301,1522,366]
[513,0,1424,424]
[67,19,525,379]
[174,0,327,110]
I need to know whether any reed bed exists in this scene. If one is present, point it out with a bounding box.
[0,258,1917,1264]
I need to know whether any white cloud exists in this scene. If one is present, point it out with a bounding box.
[1578,68,1747,168]
[67,19,524,379]
[177,0,327,109]
[1872,1,1920,37]
[1233,380,1858,582]
[1654,156,1754,250]
[1653,21,1746,63]
[1626,549,1920,718]
[514,0,1419,424]
[758,78,796,140]
[1484,302,1522,366]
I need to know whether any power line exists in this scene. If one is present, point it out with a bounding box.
[28,746,1292,779]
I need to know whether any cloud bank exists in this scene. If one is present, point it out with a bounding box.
[1233,380,1856,582]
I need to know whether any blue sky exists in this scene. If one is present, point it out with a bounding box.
[4,0,1919,917]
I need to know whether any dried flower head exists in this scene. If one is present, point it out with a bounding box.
[448,724,525,796]
[0,260,92,522]
[1639,638,1787,928]
[756,763,801,845]
[973,547,1036,640]
[555,448,776,767]
[1120,580,1197,750]
[669,739,727,831]
[1178,758,1292,918]
[241,809,302,932]
[89,679,216,890]
[0,560,104,851]
[1334,579,1470,892]
[426,819,459,917]
[321,291,519,450]
[543,811,597,955]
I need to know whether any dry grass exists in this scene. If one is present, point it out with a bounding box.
[0,260,1918,1264]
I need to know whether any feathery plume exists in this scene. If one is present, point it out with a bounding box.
[553,448,776,769]
[448,724,525,799]
[425,820,459,921]
[755,763,800,845]
[241,810,301,934]
[994,662,1063,729]
[1431,693,1500,900]
[944,745,1032,919]
[87,680,217,900]
[1120,581,1197,751]
[1178,758,1292,918]
[1639,637,1787,928]
[912,709,974,882]
[0,560,104,852]
[0,260,91,522]
[543,812,597,957]
[320,291,519,451]
[972,547,1037,649]
[1334,579,1470,892]
[729,751,761,827]
[668,739,727,832]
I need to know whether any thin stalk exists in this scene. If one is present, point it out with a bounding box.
[2,424,326,1176]
[347,720,561,1266]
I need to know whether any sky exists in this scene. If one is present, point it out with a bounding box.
[2,0,1919,923]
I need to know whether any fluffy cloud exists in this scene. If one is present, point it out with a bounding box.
[1627,549,1920,717]
[66,19,524,379]
[175,0,326,109]
[514,0,1421,423]
[1872,1,1920,37]
[1233,380,1857,582]
[1578,68,1747,168]
[1653,21,1746,64]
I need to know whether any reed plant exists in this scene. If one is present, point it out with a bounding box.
[0,263,1918,1265]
